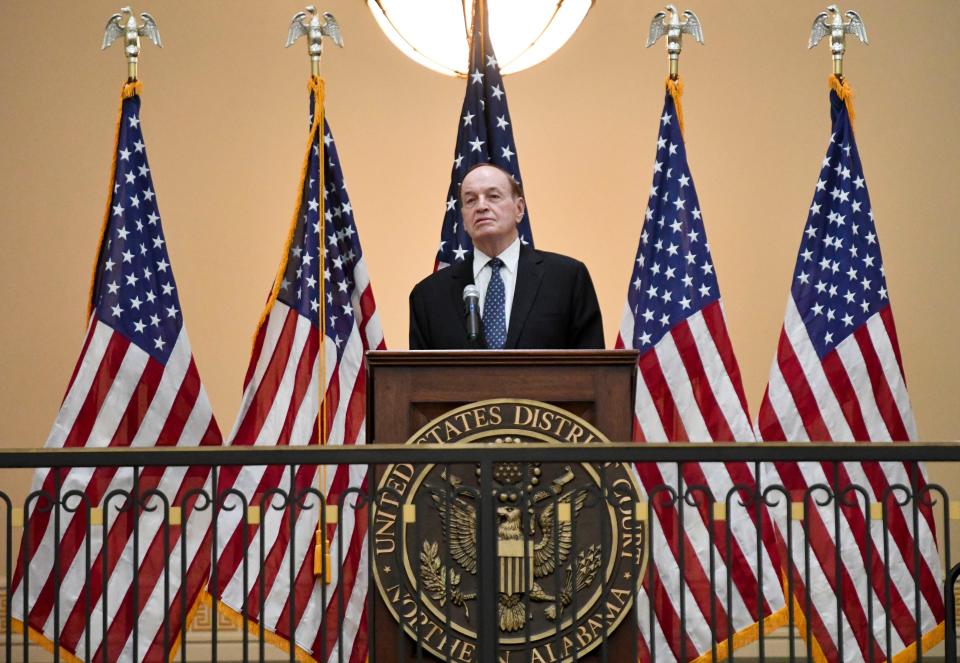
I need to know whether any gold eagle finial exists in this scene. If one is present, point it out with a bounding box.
[286,6,343,77]
[102,6,162,82]
[646,4,704,80]
[809,5,868,79]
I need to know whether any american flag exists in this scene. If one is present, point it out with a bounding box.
[615,82,787,661]
[434,0,533,271]
[758,84,943,661]
[212,79,384,663]
[10,82,222,662]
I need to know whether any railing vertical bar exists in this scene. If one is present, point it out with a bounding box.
[755,461,764,662]
[162,497,170,663]
[211,465,219,663]
[83,500,92,663]
[288,464,297,663]
[569,486,581,663]
[647,494,657,663]
[4,494,12,663]
[523,468,532,663]
[677,463,686,663]
[442,484,452,663]
[364,476,375,663]
[864,487,874,663]
[784,489,796,663]
[553,488,562,656]
[259,491,269,663]
[337,488,347,663]
[131,466,140,663]
[412,490,423,663]
[53,470,61,663]
[725,486,735,662]
[318,491,328,663]
[945,563,960,662]
[911,463,923,663]
[882,497,893,662]
[477,459,496,663]
[941,490,954,662]
[803,494,813,663]
[706,484,716,663]
[600,466,609,663]
[23,494,33,663]
[102,496,112,663]
[630,490,640,663]
[832,463,843,663]
[240,487,250,663]
[180,492,189,663]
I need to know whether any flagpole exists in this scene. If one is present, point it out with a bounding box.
[314,76,331,582]
[284,6,344,583]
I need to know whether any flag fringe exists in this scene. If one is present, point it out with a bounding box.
[688,603,790,663]
[87,80,144,323]
[12,580,211,663]
[10,618,84,663]
[210,591,321,663]
[786,594,944,663]
[828,75,856,127]
[666,76,685,137]
[891,621,945,663]
[168,585,214,661]
[252,76,326,344]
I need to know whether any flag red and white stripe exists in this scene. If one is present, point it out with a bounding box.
[212,80,384,663]
[617,81,786,662]
[757,82,943,661]
[11,83,222,663]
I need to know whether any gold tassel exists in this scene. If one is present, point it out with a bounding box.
[665,75,686,138]
[828,74,856,128]
[121,80,143,99]
[313,525,332,583]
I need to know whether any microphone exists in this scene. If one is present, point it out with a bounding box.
[463,285,482,343]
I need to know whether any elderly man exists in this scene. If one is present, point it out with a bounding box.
[409,163,604,349]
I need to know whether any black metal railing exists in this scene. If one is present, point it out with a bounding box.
[0,442,957,663]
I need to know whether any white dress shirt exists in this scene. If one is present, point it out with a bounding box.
[473,237,521,333]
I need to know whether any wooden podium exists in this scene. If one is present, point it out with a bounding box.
[366,350,638,444]
[365,349,639,661]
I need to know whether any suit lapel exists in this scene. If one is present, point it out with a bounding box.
[448,259,474,339]
[505,246,544,348]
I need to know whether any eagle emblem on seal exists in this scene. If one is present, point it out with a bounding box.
[422,465,603,632]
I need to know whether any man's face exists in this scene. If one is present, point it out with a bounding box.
[461,166,525,253]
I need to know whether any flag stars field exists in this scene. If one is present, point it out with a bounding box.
[791,134,887,353]
[434,20,532,269]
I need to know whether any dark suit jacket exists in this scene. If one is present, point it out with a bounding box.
[409,246,604,349]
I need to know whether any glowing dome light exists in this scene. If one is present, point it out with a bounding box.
[367,0,594,76]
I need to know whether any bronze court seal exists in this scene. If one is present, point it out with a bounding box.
[372,399,646,662]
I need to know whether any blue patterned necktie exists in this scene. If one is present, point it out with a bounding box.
[483,257,506,349]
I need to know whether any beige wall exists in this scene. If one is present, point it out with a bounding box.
[1,0,958,456]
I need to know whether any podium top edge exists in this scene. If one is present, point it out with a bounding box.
[365,349,640,367]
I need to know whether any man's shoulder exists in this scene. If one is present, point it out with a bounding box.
[526,247,589,274]
[410,262,463,300]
